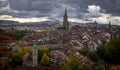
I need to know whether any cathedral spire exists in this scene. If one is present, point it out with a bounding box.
[63,7,69,30]
[64,7,67,16]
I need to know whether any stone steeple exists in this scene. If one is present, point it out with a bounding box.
[32,33,38,66]
[63,7,69,30]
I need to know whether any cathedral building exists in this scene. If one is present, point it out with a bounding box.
[57,7,69,30]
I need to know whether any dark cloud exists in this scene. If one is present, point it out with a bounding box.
[0,0,8,7]
[0,0,120,19]
[9,0,31,11]
[32,1,53,13]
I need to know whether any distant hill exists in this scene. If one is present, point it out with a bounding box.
[0,20,20,24]
[0,20,61,28]
[1,20,119,28]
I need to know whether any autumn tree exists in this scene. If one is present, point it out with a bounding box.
[41,53,49,66]
[17,47,31,56]
[38,48,49,63]
[109,65,120,70]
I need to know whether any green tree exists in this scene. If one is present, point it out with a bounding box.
[79,49,89,56]
[10,54,23,67]
[95,65,104,70]
[97,36,120,64]
[17,47,31,56]
[93,21,97,25]
[38,48,49,63]
[79,64,92,70]
[61,55,81,70]
[61,54,93,70]
[87,51,99,62]
[41,53,49,66]
[105,38,120,64]
[96,44,106,59]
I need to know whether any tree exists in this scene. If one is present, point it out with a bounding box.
[10,54,23,67]
[96,45,106,59]
[38,48,49,63]
[61,54,94,70]
[97,36,120,64]
[69,56,81,70]
[93,21,97,25]
[61,52,97,70]
[17,47,31,56]
[41,53,49,66]
[105,38,120,64]
[95,63,104,70]
[61,55,81,70]
[79,64,92,70]
[79,49,89,56]
[87,51,99,62]
[109,65,120,70]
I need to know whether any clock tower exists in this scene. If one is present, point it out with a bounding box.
[32,35,38,66]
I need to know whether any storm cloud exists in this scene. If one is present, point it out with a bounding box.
[0,0,120,24]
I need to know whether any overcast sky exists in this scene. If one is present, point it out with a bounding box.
[0,0,120,25]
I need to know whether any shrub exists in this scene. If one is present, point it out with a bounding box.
[87,51,99,62]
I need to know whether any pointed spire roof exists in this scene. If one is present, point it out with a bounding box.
[64,7,67,16]
[34,40,37,49]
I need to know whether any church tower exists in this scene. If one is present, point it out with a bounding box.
[63,7,69,30]
[32,35,38,66]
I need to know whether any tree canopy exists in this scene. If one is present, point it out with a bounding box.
[97,36,120,64]
[41,53,49,66]
[87,51,99,62]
